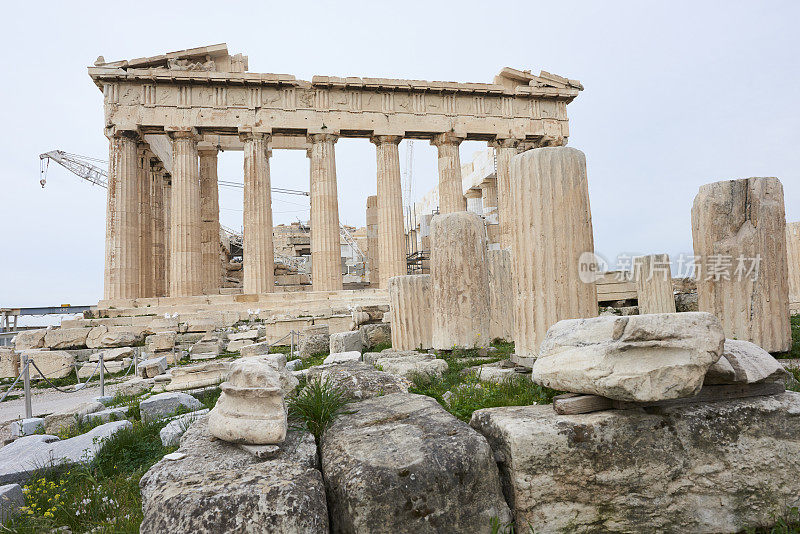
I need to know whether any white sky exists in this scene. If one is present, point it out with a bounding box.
[0,0,797,308]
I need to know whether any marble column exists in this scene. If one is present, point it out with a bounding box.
[137,144,153,298]
[633,254,676,314]
[242,133,275,294]
[692,177,790,352]
[150,160,166,297]
[481,178,499,245]
[103,131,140,300]
[431,132,466,214]
[788,221,800,313]
[511,147,597,362]
[308,133,343,291]
[199,146,221,295]
[168,130,203,297]
[465,189,483,216]
[366,195,379,287]
[162,173,172,293]
[388,274,432,350]
[490,138,520,250]
[373,135,406,287]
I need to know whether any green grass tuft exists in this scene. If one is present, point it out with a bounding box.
[287,376,353,445]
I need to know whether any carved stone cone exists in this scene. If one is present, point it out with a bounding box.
[208,358,287,445]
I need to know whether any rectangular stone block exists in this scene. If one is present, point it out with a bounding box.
[0,349,20,379]
[24,350,75,379]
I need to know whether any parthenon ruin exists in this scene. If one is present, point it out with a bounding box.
[89,43,582,303]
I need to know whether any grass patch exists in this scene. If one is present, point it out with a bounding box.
[408,340,559,422]
[789,314,800,360]
[366,341,392,353]
[287,376,352,446]
[294,351,329,371]
[2,417,174,533]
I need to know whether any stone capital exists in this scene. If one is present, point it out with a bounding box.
[237,128,271,143]
[489,138,521,149]
[104,125,139,140]
[371,135,403,146]
[307,132,339,144]
[465,188,483,199]
[430,131,464,147]
[165,126,200,141]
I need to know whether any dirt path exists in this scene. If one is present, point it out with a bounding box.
[0,381,126,424]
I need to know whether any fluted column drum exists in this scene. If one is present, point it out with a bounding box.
[366,195,379,287]
[431,133,466,214]
[510,147,597,359]
[199,147,221,295]
[169,131,203,297]
[242,134,275,294]
[788,221,800,313]
[431,211,490,349]
[309,134,343,291]
[633,254,676,314]
[388,274,432,350]
[104,132,140,300]
[691,177,790,352]
[150,162,166,297]
[137,145,153,298]
[374,136,406,287]
[487,249,514,342]
[491,139,519,250]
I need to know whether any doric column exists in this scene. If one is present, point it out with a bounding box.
[511,147,597,361]
[199,146,221,295]
[168,129,203,297]
[103,130,140,300]
[241,133,275,294]
[788,221,800,313]
[365,195,379,287]
[308,133,343,291]
[137,144,153,298]
[150,160,166,297]
[431,132,466,214]
[465,189,483,215]
[692,177,790,352]
[633,254,676,314]
[162,173,172,293]
[480,178,499,245]
[490,138,520,250]
[372,135,406,287]
[388,274,432,350]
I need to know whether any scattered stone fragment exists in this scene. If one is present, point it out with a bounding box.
[323,351,362,365]
[166,361,230,391]
[322,393,512,532]
[359,323,391,349]
[139,392,203,423]
[464,362,525,383]
[159,409,210,447]
[89,346,134,362]
[0,421,131,485]
[299,325,329,359]
[43,328,90,350]
[307,362,409,400]
[329,330,363,353]
[140,417,327,533]
[532,312,725,402]
[86,325,150,348]
[705,339,788,385]
[146,332,175,352]
[10,418,44,438]
[371,351,448,379]
[139,356,167,378]
[12,329,47,350]
[239,341,272,357]
[115,376,154,397]
[0,483,25,522]
[0,349,20,379]
[24,350,75,379]
[43,401,105,434]
[81,406,128,424]
[227,329,260,342]
[470,392,800,533]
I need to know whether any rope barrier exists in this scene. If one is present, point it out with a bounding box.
[29,360,101,394]
[0,363,28,403]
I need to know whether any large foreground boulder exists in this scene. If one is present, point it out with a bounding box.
[470,392,800,533]
[322,393,511,533]
[140,416,327,533]
[532,312,724,402]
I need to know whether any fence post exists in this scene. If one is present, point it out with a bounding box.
[99,353,105,397]
[134,349,138,377]
[22,354,32,419]
[290,331,294,359]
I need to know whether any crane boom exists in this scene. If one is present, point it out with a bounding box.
[38,150,309,196]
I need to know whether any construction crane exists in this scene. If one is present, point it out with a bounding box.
[38,150,309,196]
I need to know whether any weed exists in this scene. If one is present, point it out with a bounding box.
[287,377,353,445]
[367,341,392,353]
[294,351,329,371]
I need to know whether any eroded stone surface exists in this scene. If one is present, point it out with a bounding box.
[470,393,800,534]
[532,312,724,402]
[306,361,409,400]
[140,392,203,423]
[322,393,511,533]
[705,339,787,385]
[141,416,327,534]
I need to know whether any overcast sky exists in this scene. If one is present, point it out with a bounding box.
[1,0,797,309]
